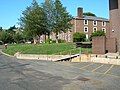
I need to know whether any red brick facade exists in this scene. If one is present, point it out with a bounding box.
[92,36,106,54]
[109,0,120,52]
[71,7,110,40]
[92,36,117,54]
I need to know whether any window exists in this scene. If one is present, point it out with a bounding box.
[93,27,97,32]
[84,26,88,33]
[109,0,118,10]
[84,20,88,25]
[93,21,97,26]
[102,28,106,33]
[102,21,106,26]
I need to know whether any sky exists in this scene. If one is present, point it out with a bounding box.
[0,0,109,29]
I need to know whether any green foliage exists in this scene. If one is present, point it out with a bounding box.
[0,31,13,44]
[46,39,65,43]
[8,25,16,31]
[0,27,3,31]
[73,32,86,42]
[91,30,105,37]
[19,0,48,38]
[58,39,66,43]
[3,43,92,55]
[13,33,24,43]
[90,30,105,41]
[42,0,55,35]
[53,0,72,43]
[18,0,73,43]
[46,38,53,43]
[83,12,96,17]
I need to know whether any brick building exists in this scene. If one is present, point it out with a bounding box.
[50,7,110,42]
[71,7,110,40]
[92,0,120,54]
[109,0,120,53]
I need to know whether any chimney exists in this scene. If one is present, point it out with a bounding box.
[77,7,83,18]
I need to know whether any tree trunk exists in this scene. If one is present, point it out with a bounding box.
[55,33,58,43]
[45,34,47,43]
[47,33,50,44]
[33,37,37,44]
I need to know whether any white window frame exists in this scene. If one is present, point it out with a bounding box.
[102,21,106,26]
[93,21,97,26]
[84,26,88,33]
[102,28,106,33]
[84,20,88,25]
[93,27,97,32]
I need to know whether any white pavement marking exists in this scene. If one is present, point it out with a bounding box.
[80,63,94,69]
[92,64,104,72]
[104,65,114,75]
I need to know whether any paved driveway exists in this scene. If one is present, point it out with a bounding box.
[0,52,120,90]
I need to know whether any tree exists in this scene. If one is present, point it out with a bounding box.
[83,12,96,17]
[0,31,13,44]
[7,25,16,36]
[90,30,105,41]
[0,27,3,31]
[13,33,24,43]
[53,0,72,43]
[19,0,48,44]
[73,32,86,42]
[42,0,55,42]
[8,25,16,31]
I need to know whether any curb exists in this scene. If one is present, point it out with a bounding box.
[0,50,15,58]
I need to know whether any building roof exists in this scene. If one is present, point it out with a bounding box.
[74,16,109,22]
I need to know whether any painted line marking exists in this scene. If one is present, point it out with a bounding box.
[104,65,114,75]
[92,64,104,72]
[58,62,120,78]
[80,63,94,69]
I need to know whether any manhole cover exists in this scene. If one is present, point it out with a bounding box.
[77,77,90,81]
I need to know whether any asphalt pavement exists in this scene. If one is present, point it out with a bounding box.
[0,51,120,90]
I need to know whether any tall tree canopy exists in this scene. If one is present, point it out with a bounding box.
[19,0,72,43]
[53,0,72,43]
[42,0,55,36]
[83,12,96,17]
[19,0,48,43]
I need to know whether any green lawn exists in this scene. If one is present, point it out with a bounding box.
[3,43,92,55]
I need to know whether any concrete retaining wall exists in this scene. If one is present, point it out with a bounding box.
[14,52,79,61]
[71,54,120,65]
[90,57,120,65]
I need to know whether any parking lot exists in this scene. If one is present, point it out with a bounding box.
[57,62,120,77]
[0,53,120,90]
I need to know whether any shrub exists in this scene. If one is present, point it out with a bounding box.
[58,39,66,43]
[90,30,105,41]
[46,38,52,43]
[13,33,24,43]
[0,31,13,44]
[73,32,86,42]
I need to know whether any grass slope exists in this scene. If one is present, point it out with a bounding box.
[3,43,92,55]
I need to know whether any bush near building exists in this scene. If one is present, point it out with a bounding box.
[73,32,86,42]
[90,30,105,41]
